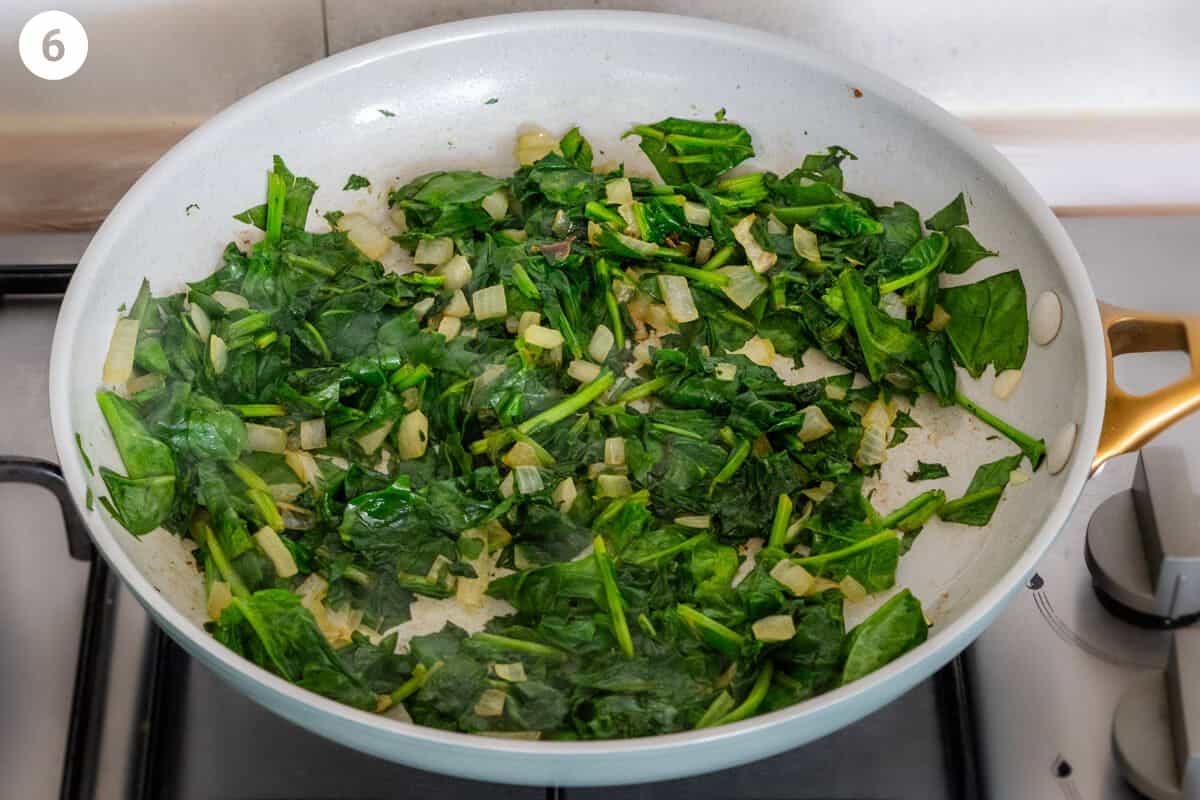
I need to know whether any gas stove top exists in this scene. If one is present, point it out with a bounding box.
[2,215,1198,800]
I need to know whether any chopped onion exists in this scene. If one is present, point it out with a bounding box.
[792,224,821,261]
[880,292,907,320]
[207,581,233,620]
[285,449,322,490]
[494,662,527,682]
[398,410,428,460]
[389,207,409,233]
[802,481,835,502]
[604,437,626,467]
[825,382,847,400]
[732,214,778,273]
[605,178,633,205]
[553,477,577,512]
[472,285,508,321]
[993,369,1023,400]
[474,688,508,717]
[456,527,491,608]
[735,335,776,366]
[596,474,632,498]
[928,304,952,331]
[437,315,462,341]
[808,577,841,596]
[269,483,305,502]
[695,237,715,265]
[208,334,228,375]
[587,221,603,245]
[769,561,814,596]
[414,237,454,266]
[752,614,796,642]
[126,372,164,395]
[434,255,472,291]
[212,290,249,311]
[499,470,515,498]
[337,213,393,260]
[714,362,737,382]
[517,311,541,336]
[503,441,540,468]
[674,515,711,529]
[839,576,868,603]
[254,526,298,578]
[525,324,564,349]
[355,421,394,456]
[856,426,889,468]
[631,341,652,367]
[797,405,833,442]
[503,228,528,243]
[247,423,287,453]
[766,214,787,235]
[1009,469,1030,486]
[443,289,470,319]
[645,303,676,333]
[514,465,543,494]
[552,209,571,237]
[401,387,420,411]
[516,129,558,165]
[567,359,602,383]
[189,303,211,341]
[481,190,509,221]
[658,275,699,324]
[862,398,895,430]
[299,418,326,450]
[103,316,139,383]
[588,325,615,362]
[412,297,435,320]
[719,265,768,310]
[683,201,711,226]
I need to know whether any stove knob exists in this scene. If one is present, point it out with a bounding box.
[1113,629,1200,800]
[1086,448,1200,627]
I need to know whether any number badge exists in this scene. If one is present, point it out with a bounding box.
[19,10,88,81]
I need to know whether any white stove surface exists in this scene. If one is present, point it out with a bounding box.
[974,215,1200,800]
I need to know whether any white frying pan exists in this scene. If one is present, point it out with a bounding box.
[46,11,1200,786]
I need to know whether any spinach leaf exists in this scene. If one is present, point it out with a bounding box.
[938,453,1022,525]
[625,118,754,186]
[840,589,927,684]
[907,461,949,482]
[941,270,1029,378]
[924,192,968,232]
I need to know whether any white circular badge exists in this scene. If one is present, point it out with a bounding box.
[19,10,88,81]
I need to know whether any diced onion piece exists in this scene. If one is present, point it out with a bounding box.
[494,662,527,682]
[337,213,393,260]
[472,285,508,321]
[792,224,821,261]
[769,561,814,596]
[604,437,626,467]
[880,292,907,320]
[437,315,462,341]
[389,207,409,233]
[434,255,472,291]
[862,397,896,430]
[588,325,615,362]
[752,614,796,643]
[587,221,603,245]
[825,382,847,400]
[398,410,428,460]
[631,342,652,367]
[355,421,394,456]
[993,369,1023,400]
[928,304,952,332]
[568,359,602,383]
[443,289,470,319]
[735,335,776,366]
[278,504,313,533]
[481,190,509,221]
[503,441,541,468]
[246,423,287,453]
[674,515,711,529]
[695,238,715,265]
[553,477,577,512]
[525,324,564,349]
[502,228,528,243]
[1010,469,1030,486]
[414,237,454,266]
[517,311,541,336]
[719,265,768,310]
[456,527,491,608]
[839,576,868,603]
[797,405,833,442]
[551,209,571,237]
[212,290,249,311]
[254,525,298,578]
[269,483,305,502]
[596,474,632,498]
[401,387,420,411]
[605,178,633,205]
[516,129,558,165]
[499,470,515,498]
[126,372,164,395]
[766,214,787,235]
[587,462,606,480]
[714,362,737,382]
[189,303,211,341]
[802,481,835,503]
[856,426,889,468]
[514,465,543,494]
[732,214,778,273]
[299,418,327,450]
[412,297,435,320]
[208,335,228,374]
[207,581,234,620]
[645,303,675,333]
[658,275,699,324]
[285,449,322,490]
[683,201,711,226]
[474,688,508,717]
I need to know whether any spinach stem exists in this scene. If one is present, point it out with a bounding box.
[616,375,670,404]
[593,536,635,658]
[954,390,1047,469]
[768,493,793,549]
[695,691,735,729]
[717,661,774,725]
[792,529,900,571]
